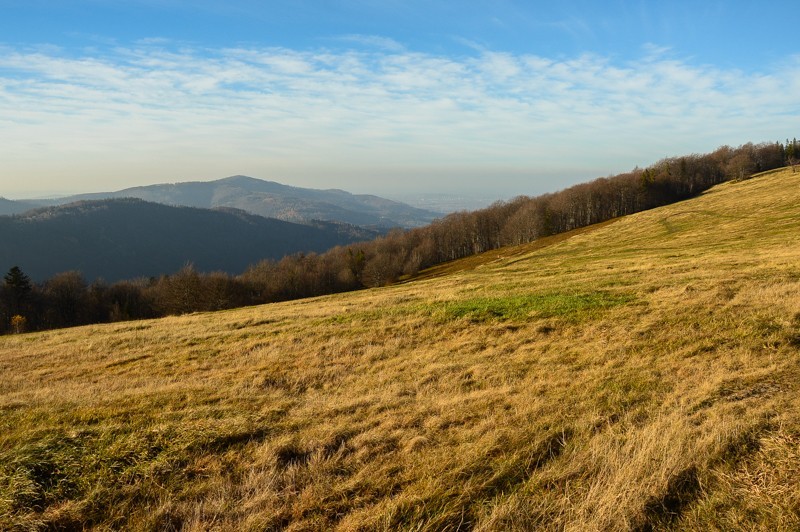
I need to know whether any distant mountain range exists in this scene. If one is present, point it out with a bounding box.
[0,198,377,282]
[1,176,440,228]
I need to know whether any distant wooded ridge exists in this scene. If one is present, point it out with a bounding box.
[0,175,441,229]
[0,199,378,283]
[0,139,797,334]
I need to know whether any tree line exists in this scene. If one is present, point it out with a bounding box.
[0,140,794,334]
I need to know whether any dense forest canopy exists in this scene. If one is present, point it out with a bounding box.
[0,199,377,282]
[1,139,797,334]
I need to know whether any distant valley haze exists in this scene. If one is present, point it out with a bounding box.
[1,178,495,214]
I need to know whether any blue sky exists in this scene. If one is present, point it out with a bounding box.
[1,1,799,200]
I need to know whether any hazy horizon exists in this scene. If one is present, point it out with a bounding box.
[1,174,505,214]
[1,1,798,200]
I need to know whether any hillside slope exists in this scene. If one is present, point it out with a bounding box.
[0,198,376,282]
[30,175,441,228]
[0,197,34,216]
[2,169,800,530]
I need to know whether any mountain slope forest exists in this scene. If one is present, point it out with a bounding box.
[0,140,795,334]
[0,198,376,283]
[14,175,441,229]
[2,165,800,530]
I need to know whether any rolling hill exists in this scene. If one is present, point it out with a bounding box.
[0,198,377,282]
[0,197,35,216]
[26,175,441,229]
[1,168,800,530]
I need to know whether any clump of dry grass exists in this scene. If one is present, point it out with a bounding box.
[2,169,800,530]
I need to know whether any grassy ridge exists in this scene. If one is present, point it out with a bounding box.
[2,169,800,530]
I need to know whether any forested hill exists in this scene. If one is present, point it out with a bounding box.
[23,175,440,229]
[0,198,33,216]
[0,198,377,282]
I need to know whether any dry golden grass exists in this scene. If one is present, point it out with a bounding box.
[2,169,800,531]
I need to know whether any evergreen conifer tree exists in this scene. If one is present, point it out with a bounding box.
[3,266,32,315]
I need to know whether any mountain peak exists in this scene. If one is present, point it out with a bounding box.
[9,177,440,228]
[218,175,261,184]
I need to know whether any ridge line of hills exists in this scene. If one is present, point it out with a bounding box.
[0,175,441,229]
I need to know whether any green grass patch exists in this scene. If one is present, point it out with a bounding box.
[319,291,633,326]
[432,291,634,323]
[320,305,419,326]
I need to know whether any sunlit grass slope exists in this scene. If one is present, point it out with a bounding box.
[2,168,800,531]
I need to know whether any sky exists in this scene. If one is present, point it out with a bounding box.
[1,1,799,201]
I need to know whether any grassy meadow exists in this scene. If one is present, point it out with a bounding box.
[2,168,800,530]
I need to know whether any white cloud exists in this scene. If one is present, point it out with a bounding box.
[0,42,798,197]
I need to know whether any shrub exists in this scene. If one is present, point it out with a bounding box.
[10,314,27,334]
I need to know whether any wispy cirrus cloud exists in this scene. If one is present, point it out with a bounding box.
[0,41,798,196]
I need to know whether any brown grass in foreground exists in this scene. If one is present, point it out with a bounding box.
[2,169,800,531]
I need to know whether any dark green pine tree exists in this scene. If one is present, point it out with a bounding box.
[4,266,32,316]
